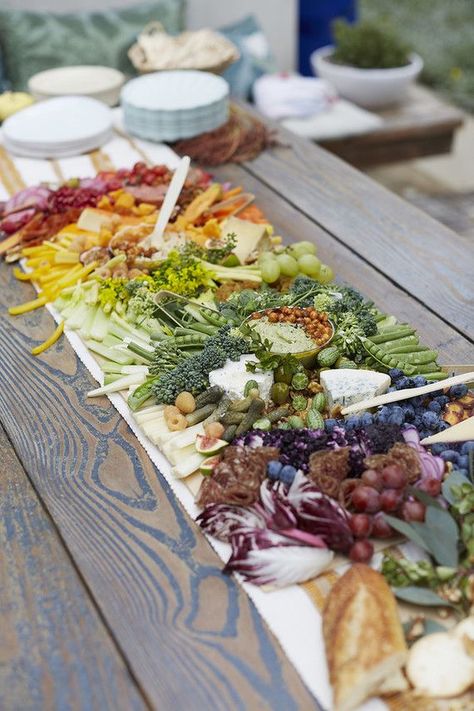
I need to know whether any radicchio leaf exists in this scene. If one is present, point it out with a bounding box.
[225,535,334,588]
[402,426,444,481]
[196,504,266,541]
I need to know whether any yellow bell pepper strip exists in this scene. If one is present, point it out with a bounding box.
[54,251,80,264]
[31,320,64,356]
[8,296,48,315]
[13,267,33,281]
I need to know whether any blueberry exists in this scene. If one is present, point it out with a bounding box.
[421,411,439,430]
[437,421,450,431]
[457,455,469,470]
[414,375,427,387]
[389,368,403,380]
[267,460,282,480]
[345,415,361,430]
[440,450,460,464]
[434,395,449,407]
[279,465,297,485]
[461,441,474,455]
[401,403,416,422]
[413,415,423,428]
[395,376,409,390]
[449,383,468,399]
[431,443,448,455]
[428,401,442,413]
[324,418,337,433]
[360,412,374,426]
[388,386,397,392]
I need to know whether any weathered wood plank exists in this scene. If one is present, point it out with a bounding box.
[0,424,146,711]
[0,266,319,711]
[215,163,472,363]
[239,107,474,338]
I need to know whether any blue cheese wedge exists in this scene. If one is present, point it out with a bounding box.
[320,369,391,410]
[209,355,273,400]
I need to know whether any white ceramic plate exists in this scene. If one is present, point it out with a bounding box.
[121,70,229,110]
[3,96,113,148]
[28,66,125,107]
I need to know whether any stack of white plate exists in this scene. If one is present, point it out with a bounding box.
[121,70,229,142]
[2,96,113,159]
[28,66,125,107]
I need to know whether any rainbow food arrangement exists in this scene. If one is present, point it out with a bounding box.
[2,162,473,710]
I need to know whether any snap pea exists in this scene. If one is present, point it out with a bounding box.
[423,372,448,381]
[164,334,208,348]
[410,362,439,374]
[386,344,429,354]
[199,307,229,328]
[369,326,416,344]
[395,350,438,365]
[383,335,419,349]
[362,339,417,375]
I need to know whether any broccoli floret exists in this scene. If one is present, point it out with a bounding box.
[211,324,250,360]
[313,292,340,313]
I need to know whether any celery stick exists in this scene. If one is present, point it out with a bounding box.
[65,301,91,331]
[101,364,149,375]
[90,308,110,341]
[85,340,134,365]
[87,373,145,397]
[79,305,98,340]
[103,333,125,349]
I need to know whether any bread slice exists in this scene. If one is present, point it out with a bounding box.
[322,564,407,711]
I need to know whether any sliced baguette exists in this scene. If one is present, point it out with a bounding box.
[322,564,407,711]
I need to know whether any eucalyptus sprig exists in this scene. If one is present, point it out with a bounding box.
[381,472,474,615]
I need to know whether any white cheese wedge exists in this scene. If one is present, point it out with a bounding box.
[209,355,273,401]
[77,208,114,233]
[319,368,391,410]
[221,216,269,264]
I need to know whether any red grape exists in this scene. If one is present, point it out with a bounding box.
[351,486,381,513]
[349,540,374,563]
[380,489,403,512]
[381,464,408,489]
[361,469,383,491]
[402,500,426,522]
[372,515,395,538]
[349,514,373,538]
[417,478,442,497]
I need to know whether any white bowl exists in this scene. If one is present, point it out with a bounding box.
[311,46,423,108]
[28,66,125,107]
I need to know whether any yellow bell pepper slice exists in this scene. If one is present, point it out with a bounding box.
[31,320,64,355]
[54,251,80,264]
[9,296,48,315]
[13,267,33,281]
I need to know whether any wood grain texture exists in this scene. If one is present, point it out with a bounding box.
[0,266,319,711]
[215,163,472,363]
[239,104,474,339]
[0,425,146,711]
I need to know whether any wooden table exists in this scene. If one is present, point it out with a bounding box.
[319,85,465,167]
[1,124,473,710]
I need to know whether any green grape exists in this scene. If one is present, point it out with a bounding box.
[297,254,321,277]
[276,253,299,277]
[289,241,317,259]
[318,264,334,284]
[258,252,277,266]
[261,259,281,283]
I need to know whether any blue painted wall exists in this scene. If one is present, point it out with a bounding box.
[298,0,356,75]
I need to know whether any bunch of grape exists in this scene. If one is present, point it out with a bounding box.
[117,162,171,186]
[259,240,334,285]
[347,462,430,563]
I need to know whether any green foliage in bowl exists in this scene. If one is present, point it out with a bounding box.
[331,19,411,69]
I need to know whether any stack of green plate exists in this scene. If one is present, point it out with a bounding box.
[121,70,229,142]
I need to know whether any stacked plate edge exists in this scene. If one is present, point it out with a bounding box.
[121,70,229,142]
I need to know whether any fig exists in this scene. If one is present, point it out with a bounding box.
[195,434,228,455]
